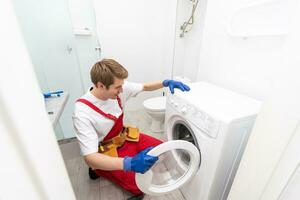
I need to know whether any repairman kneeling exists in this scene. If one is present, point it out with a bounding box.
[72,59,190,200]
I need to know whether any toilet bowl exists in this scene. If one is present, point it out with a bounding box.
[143,96,166,133]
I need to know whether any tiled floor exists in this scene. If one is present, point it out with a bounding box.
[60,109,185,200]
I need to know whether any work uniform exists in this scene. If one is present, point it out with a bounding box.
[73,81,162,195]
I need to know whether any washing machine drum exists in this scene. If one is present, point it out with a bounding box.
[172,121,200,162]
[172,121,198,147]
[135,140,200,196]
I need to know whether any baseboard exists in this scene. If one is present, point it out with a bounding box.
[58,137,77,145]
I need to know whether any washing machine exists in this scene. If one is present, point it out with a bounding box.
[136,82,261,200]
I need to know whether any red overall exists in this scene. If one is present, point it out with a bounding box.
[77,97,163,195]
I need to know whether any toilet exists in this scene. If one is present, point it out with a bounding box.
[143,96,166,133]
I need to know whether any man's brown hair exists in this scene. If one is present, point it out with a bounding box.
[90,59,128,88]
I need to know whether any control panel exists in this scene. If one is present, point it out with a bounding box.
[168,95,220,138]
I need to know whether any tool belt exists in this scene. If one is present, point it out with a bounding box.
[98,126,140,157]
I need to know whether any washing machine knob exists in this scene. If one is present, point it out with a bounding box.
[174,103,179,108]
[181,106,187,114]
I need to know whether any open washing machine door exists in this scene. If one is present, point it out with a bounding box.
[135,140,200,195]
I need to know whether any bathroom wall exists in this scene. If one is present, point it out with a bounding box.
[91,0,177,110]
[172,0,208,82]
[67,0,178,110]
[196,0,297,100]
[175,0,297,101]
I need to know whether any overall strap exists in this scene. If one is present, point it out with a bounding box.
[76,98,118,122]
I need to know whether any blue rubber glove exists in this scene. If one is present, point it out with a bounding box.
[123,147,158,174]
[162,79,190,94]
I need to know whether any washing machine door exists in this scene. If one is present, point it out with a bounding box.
[135,140,200,195]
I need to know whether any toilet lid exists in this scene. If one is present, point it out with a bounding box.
[143,96,166,111]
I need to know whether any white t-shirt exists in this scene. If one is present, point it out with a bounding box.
[72,81,143,156]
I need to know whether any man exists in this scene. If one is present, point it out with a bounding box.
[72,59,190,200]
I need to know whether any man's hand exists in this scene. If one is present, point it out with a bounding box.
[162,79,190,94]
[123,147,158,174]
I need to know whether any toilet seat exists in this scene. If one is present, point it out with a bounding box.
[143,96,166,112]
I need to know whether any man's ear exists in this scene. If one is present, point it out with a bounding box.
[96,82,105,89]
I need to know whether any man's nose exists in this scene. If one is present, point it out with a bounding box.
[119,87,123,93]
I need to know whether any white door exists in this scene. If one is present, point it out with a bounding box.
[0,0,75,198]
[135,140,200,195]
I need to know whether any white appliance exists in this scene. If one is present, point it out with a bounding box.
[136,82,261,199]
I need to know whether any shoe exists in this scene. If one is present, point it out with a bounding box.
[127,194,144,200]
[88,167,99,180]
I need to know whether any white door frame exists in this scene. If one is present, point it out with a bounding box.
[0,0,75,199]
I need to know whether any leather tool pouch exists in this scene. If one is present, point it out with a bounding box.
[98,126,140,157]
[124,126,140,142]
[98,144,118,157]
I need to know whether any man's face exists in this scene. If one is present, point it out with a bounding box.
[103,77,124,99]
